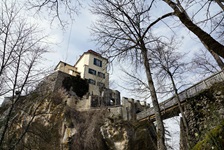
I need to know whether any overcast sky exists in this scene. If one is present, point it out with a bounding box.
[2,0,222,107]
[2,1,223,149]
[41,3,222,148]
[41,1,205,100]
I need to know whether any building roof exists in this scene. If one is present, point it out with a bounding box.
[85,50,102,57]
[54,61,77,70]
[74,50,108,67]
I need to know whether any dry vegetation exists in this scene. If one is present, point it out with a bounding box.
[0,87,110,150]
[0,88,67,149]
[65,107,109,150]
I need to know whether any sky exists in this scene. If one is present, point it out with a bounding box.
[1,0,223,149]
[37,3,190,149]
[1,0,221,102]
[37,2,222,149]
[36,1,131,96]
[41,1,213,101]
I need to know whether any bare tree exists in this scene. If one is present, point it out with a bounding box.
[90,0,176,149]
[0,87,66,149]
[119,64,173,104]
[118,65,151,101]
[191,49,220,77]
[162,0,224,58]
[0,0,48,148]
[25,0,224,61]
[151,39,190,149]
[27,0,82,27]
[214,15,224,44]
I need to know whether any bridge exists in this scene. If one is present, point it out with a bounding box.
[136,71,224,121]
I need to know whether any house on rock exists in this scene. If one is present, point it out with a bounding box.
[2,50,149,120]
[54,50,120,109]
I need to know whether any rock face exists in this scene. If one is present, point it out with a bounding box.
[0,88,157,150]
[0,89,66,149]
[62,104,157,150]
[181,82,224,149]
[100,117,157,150]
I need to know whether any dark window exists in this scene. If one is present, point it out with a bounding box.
[88,79,96,85]
[98,72,105,78]
[94,58,102,67]
[88,68,96,75]
[97,82,105,88]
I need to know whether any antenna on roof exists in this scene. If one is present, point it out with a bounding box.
[65,21,73,62]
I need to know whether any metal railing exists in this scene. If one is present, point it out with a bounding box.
[137,71,224,120]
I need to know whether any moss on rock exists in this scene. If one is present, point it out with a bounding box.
[192,120,224,150]
[183,81,224,148]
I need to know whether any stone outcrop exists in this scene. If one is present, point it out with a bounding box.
[0,69,157,150]
[180,82,224,149]
[63,102,157,150]
[100,116,157,150]
[0,89,66,149]
[0,87,157,150]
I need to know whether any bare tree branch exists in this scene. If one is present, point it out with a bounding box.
[27,0,82,28]
[0,1,48,148]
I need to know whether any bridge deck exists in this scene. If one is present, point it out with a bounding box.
[137,71,224,121]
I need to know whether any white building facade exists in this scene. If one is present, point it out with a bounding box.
[74,50,109,95]
[55,50,109,96]
[54,61,80,76]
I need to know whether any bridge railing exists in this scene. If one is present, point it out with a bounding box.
[180,71,224,100]
[137,71,224,120]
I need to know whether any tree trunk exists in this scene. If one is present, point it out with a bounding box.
[163,0,224,59]
[214,0,224,10]
[141,47,166,150]
[200,40,224,70]
[209,50,224,70]
[168,71,190,149]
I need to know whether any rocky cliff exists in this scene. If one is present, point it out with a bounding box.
[181,81,224,149]
[0,88,157,150]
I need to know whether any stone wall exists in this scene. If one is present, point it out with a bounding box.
[180,82,224,149]
[38,71,150,122]
[107,107,123,118]
[102,89,120,106]
[122,97,150,121]
[37,71,71,92]
[42,71,122,108]
[74,96,91,111]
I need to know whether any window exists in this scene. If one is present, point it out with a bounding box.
[88,79,96,85]
[97,82,105,88]
[69,69,73,75]
[110,99,115,106]
[88,68,96,75]
[94,58,102,67]
[98,72,105,78]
